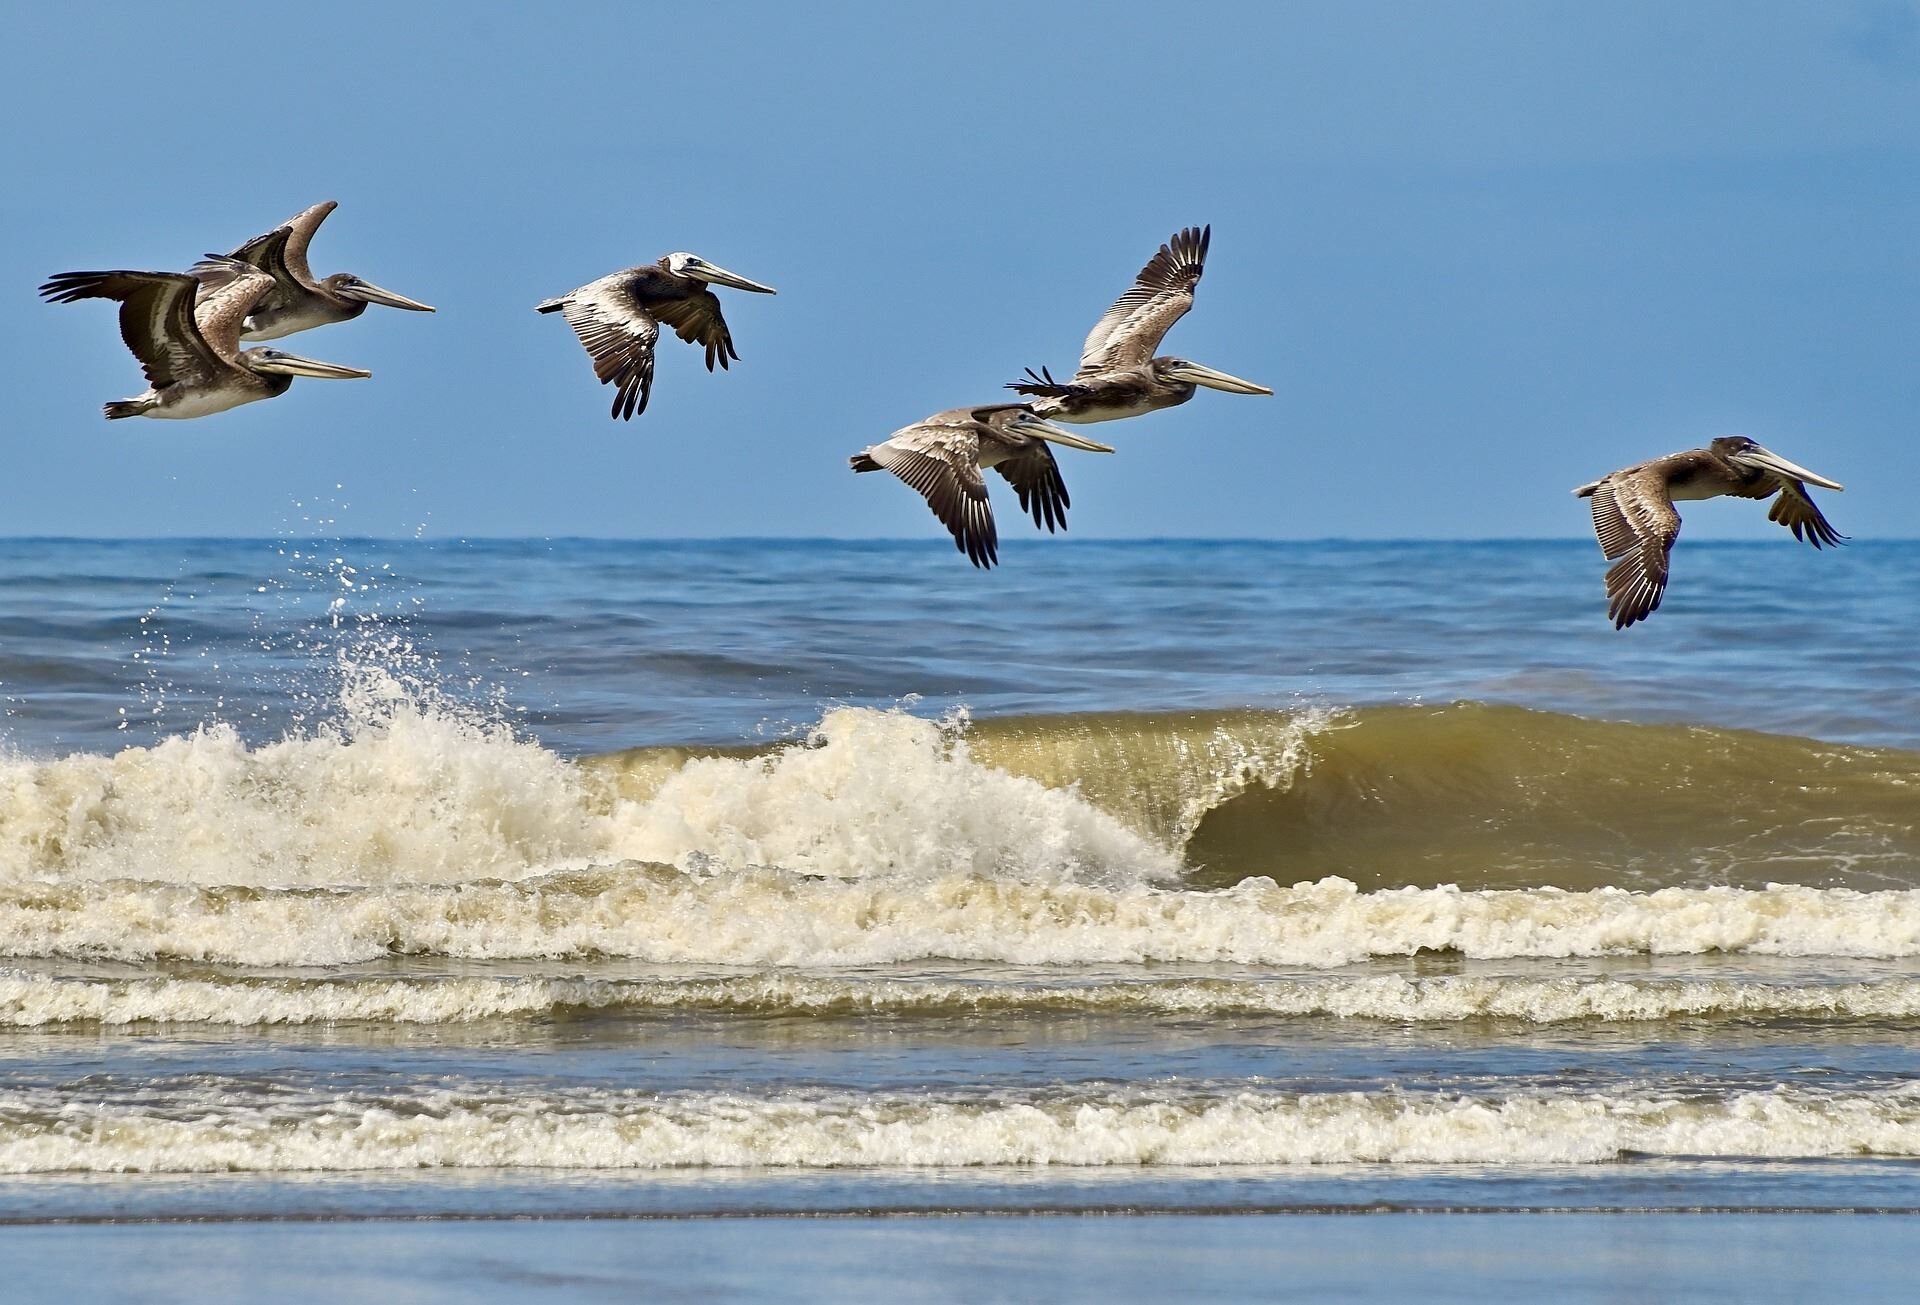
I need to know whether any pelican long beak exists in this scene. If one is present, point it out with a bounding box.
[1162,361,1273,395]
[693,263,777,294]
[1015,415,1115,453]
[1739,444,1844,491]
[249,351,373,380]
[339,279,436,312]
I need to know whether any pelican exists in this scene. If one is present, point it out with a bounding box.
[40,243,372,420]
[190,200,436,340]
[1574,436,1845,628]
[536,254,776,419]
[1007,225,1270,424]
[849,404,1114,568]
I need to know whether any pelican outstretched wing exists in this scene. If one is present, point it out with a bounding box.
[1765,480,1846,548]
[652,290,739,371]
[993,444,1069,534]
[192,201,337,296]
[852,420,998,568]
[1586,469,1681,629]
[1077,225,1210,373]
[273,200,338,287]
[39,269,229,389]
[542,278,661,420]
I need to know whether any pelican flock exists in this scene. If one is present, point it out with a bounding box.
[40,212,1855,620]
[537,253,776,419]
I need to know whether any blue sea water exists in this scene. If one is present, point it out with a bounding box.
[0,536,1915,1233]
[2,537,1916,753]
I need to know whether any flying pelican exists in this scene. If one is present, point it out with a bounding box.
[40,243,372,420]
[1573,436,1845,628]
[536,254,776,419]
[190,200,436,340]
[849,404,1114,568]
[1006,225,1270,424]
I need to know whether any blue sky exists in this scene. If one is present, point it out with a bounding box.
[2,1,1915,539]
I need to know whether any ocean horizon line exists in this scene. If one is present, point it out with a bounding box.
[2,534,1913,547]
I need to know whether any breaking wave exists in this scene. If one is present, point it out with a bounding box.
[2,685,1916,971]
[0,691,1173,889]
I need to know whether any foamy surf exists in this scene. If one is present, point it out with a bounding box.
[0,702,1174,888]
[8,969,1920,1027]
[9,695,1919,906]
[2,872,1918,968]
[7,1082,1920,1173]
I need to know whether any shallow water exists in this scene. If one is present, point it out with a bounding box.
[10,1215,1920,1304]
[0,538,1915,1222]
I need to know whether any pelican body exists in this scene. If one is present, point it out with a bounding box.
[191,200,435,341]
[537,253,776,419]
[1008,225,1270,424]
[40,242,372,420]
[1573,436,1845,628]
[849,404,1114,568]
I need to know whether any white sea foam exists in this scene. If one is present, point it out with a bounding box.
[6,969,1920,1027]
[2,871,1917,968]
[6,1084,1920,1173]
[0,702,1172,888]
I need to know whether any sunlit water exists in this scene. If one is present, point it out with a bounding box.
[0,537,1915,1219]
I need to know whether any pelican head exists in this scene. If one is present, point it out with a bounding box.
[322,272,436,313]
[1003,408,1115,453]
[663,252,777,294]
[1713,436,1844,490]
[1154,358,1273,396]
[243,348,373,380]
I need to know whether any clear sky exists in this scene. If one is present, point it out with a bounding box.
[2,0,1915,540]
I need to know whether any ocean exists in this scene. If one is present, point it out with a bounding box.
[1,537,1918,1293]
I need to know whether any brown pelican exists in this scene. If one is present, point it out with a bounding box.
[39,245,371,420]
[190,200,436,340]
[1574,436,1845,628]
[1007,225,1270,424]
[849,404,1114,568]
[536,254,776,419]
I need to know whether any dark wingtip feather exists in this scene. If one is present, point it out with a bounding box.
[1006,365,1072,398]
[39,271,114,303]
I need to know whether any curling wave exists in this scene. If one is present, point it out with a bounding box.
[3,693,1917,979]
[542,701,1920,893]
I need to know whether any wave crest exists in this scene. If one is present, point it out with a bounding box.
[0,703,1171,889]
